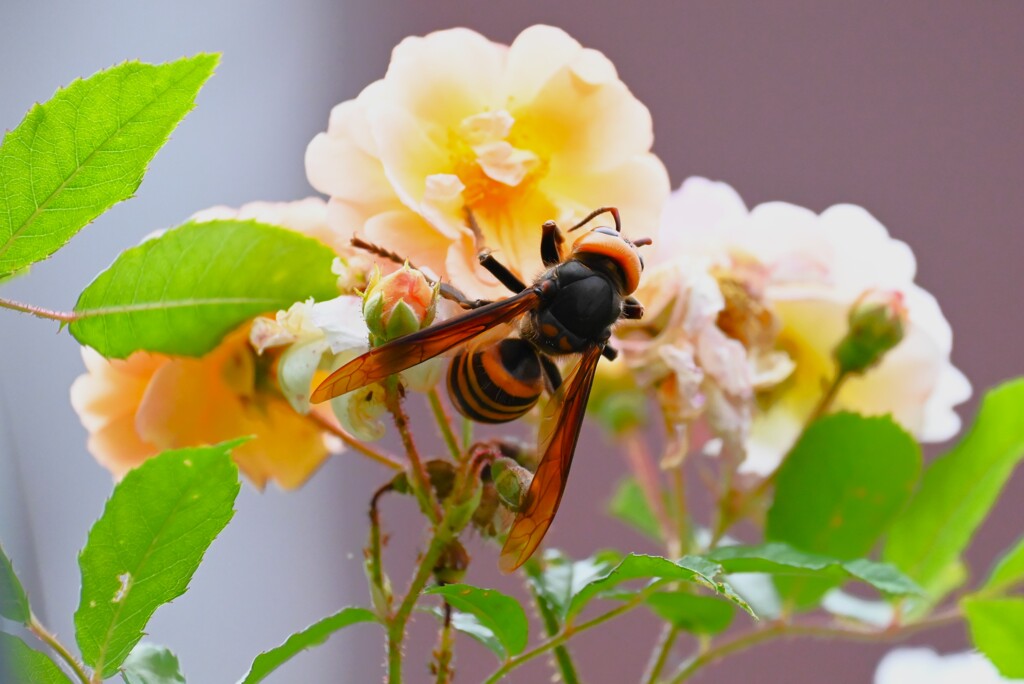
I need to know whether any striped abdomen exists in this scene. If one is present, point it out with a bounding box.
[447,338,543,424]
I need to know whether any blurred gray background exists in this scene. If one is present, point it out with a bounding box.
[1,1,1022,682]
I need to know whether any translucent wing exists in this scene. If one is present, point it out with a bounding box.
[498,344,604,572]
[311,289,541,403]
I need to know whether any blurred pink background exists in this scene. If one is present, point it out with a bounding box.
[1,2,1021,682]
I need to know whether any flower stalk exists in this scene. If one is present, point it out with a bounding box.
[384,378,443,524]
[427,389,462,462]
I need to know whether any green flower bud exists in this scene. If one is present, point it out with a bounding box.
[433,539,470,584]
[491,457,533,511]
[362,264,439,346]
[834,289,907,375]
[471,481,500,537]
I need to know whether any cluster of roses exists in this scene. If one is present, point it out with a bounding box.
[72,26,968,498]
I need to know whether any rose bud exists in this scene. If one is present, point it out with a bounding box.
[433,539,470,585]
[834,289,908,375]
[491,457,533,511]
[362,264,440,345]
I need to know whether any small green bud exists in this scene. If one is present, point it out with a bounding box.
[471,482,500,537]
[433,539,470,584]
[491,457,533,511]
[362,264,439,346]
[834,289,907,375]
[425,459,457,501]
[389,459,455,500]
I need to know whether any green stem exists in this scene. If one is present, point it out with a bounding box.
[666,606,962,683]
[484,595,648,683]
[460,415,473,451]
[644,625,679,684]
[669,467,689,557]
[433,601,455,684]
[0,296,76,323]
[428,389,462,461]
[386,509,459,683]
[367,483,394,617]
[524,565,580,684]
[384,379,442,523]
[29,615,91,684]
[309,410,406,471]
[623,431,676,552]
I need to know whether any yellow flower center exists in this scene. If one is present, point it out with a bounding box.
[756,324,830,413]
[445,111,549,226]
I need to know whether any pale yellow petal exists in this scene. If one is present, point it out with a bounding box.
[235,400,330,490]
[370,103,453,212]
[87,413,160,480]
[363,209,456,280]
[134,358,249,448]
[503,25,582,106]
[306,129,395,204]
[515,51,653,172]
[384,28,504,131]
[545,153,670,242]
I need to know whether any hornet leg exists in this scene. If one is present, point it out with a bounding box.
[622,296,644,320]
[540,220,565,267]
[439,283,492,310]
[479,251,528,294]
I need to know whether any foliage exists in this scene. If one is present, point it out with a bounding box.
[71,220,338,357]
[240,608,379,683]
[0,55,217,278]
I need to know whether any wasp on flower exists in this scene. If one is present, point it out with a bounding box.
[312,207,652,570]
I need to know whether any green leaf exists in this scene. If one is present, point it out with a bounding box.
[0,543,31,623]
[566,553,754,620]
[0,55,218,277]
[766,413,920,607]
[982,536,1024,595]
[240,607,378,684]
[70,220,338,358]
[706,543,921,597]
[0,633,73,684]
[426,607,505,661]
[607,478,662,542]
[886,379,1024,595]
[644,591,735,635]
[524,549,621,623]
[75,441,241,678]
[963,597,1024,678]
[424,584,528,658]
[121,643,185,684]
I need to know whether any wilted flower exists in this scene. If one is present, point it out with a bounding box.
[71,326,329,489]
[253,293,444,441]
[656,177,971,474]
[875,648,1019,684]
[306,25,669,297]
[611,258,754,461]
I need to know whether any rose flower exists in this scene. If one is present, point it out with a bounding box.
[306,25,669,298]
